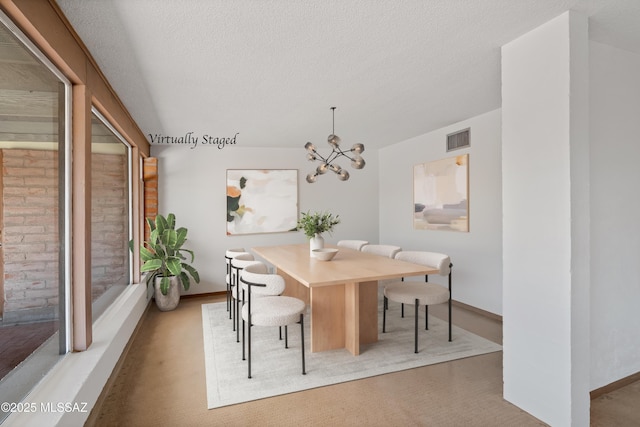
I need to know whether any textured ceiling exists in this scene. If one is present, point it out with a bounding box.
[55,0,640,149]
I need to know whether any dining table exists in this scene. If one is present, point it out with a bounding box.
[251,243,439,356]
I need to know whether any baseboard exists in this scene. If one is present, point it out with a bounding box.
[590,371,640,400]
[181,291,225,300]
[452,300,503,322]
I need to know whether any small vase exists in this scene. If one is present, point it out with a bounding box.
[310,233,325,257]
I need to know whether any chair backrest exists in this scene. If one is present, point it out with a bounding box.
[230,253,256,269]
[394,251,451,276]
[241,262,285,296]
[225,248,249,271]
[229,253,257,284]
[337,240,369,251]
[225,247,246,257]
[361,244,402,258]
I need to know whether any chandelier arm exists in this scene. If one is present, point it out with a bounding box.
[325,150,342,164]
[312,151,329,163]
[334,147,359,162]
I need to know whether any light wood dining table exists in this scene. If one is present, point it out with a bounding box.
[252,243,438,355]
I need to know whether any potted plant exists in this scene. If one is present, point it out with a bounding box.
[297,210,340,256]
[137,213,200,311]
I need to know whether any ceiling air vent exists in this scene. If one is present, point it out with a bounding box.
[446,128,470,152]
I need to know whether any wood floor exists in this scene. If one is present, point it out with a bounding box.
[77,294,638,426]
[0,320,57,380]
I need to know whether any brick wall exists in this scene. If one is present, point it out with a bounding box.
[1,149,129,323]
[1,149,60,322]
[91,152,129,299]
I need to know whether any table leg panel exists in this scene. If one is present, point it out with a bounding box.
[359,281,379,345]
[344,282,360,355]
[310,285,345,352]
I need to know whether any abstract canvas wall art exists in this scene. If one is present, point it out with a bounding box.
[413,154,469,232]
[226,169,298,235]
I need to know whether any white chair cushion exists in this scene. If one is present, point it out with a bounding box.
[242,296,306,327]
[337,240,369,250]
[384,282,449,306]
[233,283,268,300]
[226,249,250,271]
[394,251,451,275]
[231,254,259,269]
[241,263,285,296]
[361,244,402,258]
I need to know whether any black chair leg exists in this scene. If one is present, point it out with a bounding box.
[382,296,387,333]
[284,325,289,348]
[300,314,306,375]
[414,299,419,353]
[425,305,429,330]
[401,303,404,318]
[236,297,241,342]
[247,320,252,379]
[231,294,235,326]
[241,301,245,361]
[448,298,452,342]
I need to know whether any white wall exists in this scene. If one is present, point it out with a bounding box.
[589,41,640,390]
[501,12,590,426]
[152,144,379,294]
[378,109,503,315]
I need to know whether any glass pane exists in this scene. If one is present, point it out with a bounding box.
[0,18,67,422]
[91,112,131,320]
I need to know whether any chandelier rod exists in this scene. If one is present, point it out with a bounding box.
[331,106,336,135]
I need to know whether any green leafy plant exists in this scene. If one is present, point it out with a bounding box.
[297,210,340,239]
[137,213,200,295]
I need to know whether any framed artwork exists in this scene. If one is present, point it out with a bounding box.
[413,154,469,232]
[226,169,298,235]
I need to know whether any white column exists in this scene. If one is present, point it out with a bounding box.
[501,11,590,426]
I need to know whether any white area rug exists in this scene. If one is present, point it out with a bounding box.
[202,299,501,409]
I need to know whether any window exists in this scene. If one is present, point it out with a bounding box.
[91,110,132,320]
[0,14,71,421]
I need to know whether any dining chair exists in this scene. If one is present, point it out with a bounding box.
[230,253,261,341]
[240,262,306,379]
[337,240,369,251]
[382,251,452,353]
[225,248,247,315]
[361,244,402,258]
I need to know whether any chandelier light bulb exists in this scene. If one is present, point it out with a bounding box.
[316,163,328,174]
[305,142,316,152]
[338,170,350,181]
[327,134,341,148]
[351,155,366,170]
[306,172,317,183]
[351,143,365,154]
